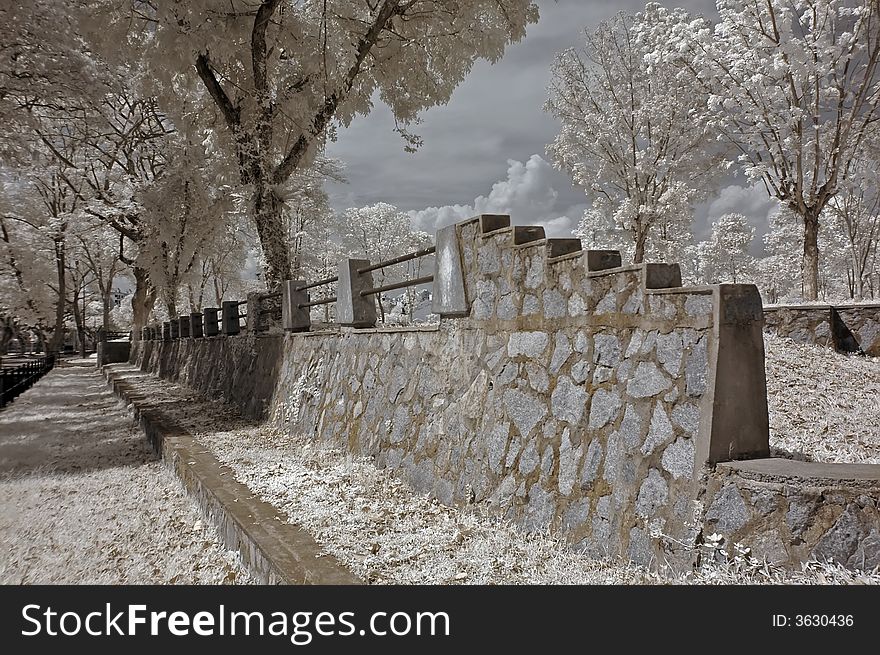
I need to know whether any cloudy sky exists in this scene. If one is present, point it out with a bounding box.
[325,0,779,254]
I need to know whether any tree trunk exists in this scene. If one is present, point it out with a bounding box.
[102,292,112,331]
[633,230,647,264]
[72,287,86,358]
[49,240,66,353]
[131,266,156,341]
[252,184,291,290]
[802,208,820,301]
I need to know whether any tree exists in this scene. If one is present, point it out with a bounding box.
[341,202,431,322]
[757,207,801,304]
[674,0,880,300]
[824,156,880,299]
[85,0,539,288]
[136,140,235,319]
[546,5,728,263]
[697,213,755,284]
[0,188,57,351]
[74,218,128,331]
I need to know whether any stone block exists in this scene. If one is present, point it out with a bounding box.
[178,315,191,338]
[478,214,510,234]
[190,313,204,338]
[585,250,622,272]
[221,301,241,335]
[643,263,682,289]
[513,225,546,245]
[546,238,582,258]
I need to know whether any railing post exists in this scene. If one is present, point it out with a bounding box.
[337,258,377,328]
[246,292,264,333]
[162,322,171,341]
[282,280,311,331]
[221,301,240,336]
[190,312,204,338]
[203,308,220,337]
[178,314,191,339]
[170,318,180,340]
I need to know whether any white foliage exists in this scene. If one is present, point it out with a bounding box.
[698,213,756,284]
[546,5,729,263]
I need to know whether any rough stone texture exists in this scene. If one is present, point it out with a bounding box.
[764,304,880,356]
[703,462,880,571]
[129,215,791,571]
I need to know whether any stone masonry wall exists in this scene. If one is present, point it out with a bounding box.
[701,460,880,570]
[764,304,880,356]
[131,215,880,571]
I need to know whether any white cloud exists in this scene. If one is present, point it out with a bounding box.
[408,154,582,237]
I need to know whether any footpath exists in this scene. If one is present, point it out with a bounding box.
[0,360,251,584]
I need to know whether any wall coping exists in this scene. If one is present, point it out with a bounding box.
[764,303,880,311]
[719,458,880,486]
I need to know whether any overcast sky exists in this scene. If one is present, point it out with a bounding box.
[325,0,779,253]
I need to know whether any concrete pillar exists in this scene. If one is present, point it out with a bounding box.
[431,224,468,317]
[697,284,770,466]
[203,308,220,337]
[190,313,204,339]
[282,280,310,332]
[178,315,191,338]
[162,322,171,341]
[336,259,377,328]
[221,301,241,336]
[170,318,180,340]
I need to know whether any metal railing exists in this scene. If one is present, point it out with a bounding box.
[140,245,437,338]
[295,274,338,311]
[1,354,55,409]
[358,246,435,299]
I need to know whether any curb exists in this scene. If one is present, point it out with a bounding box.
[103,366,362,585]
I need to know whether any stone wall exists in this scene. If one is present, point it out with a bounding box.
[137,334,282,420]
[132,215,777,569]
[702,460,880,570]
[130,215,880,571]
[763,304,880,356]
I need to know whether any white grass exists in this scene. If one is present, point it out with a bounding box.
[764,333,880,464]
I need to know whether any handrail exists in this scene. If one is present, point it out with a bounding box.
[299,296,337,309]
[296,275,338,292]
[360,274,434,298]
[356,246,435,275]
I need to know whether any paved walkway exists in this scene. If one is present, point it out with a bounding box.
[0,362,252,584]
